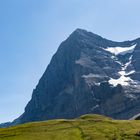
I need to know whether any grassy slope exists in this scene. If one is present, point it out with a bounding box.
[0,114,140,140]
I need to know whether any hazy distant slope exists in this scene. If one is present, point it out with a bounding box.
[0,114,140,140]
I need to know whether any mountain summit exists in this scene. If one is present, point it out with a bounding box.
[4,29,140,126]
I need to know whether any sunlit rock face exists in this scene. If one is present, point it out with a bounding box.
[10,29,140,124]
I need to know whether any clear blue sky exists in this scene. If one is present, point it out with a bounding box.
[0,0,140,123]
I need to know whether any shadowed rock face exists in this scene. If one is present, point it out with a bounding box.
[4,29,140,126]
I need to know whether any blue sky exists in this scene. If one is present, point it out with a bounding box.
[0,0,140,123]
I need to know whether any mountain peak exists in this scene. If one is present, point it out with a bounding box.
[71,28,89,37]
[72,29,140,48]
[74,28,87,33]
[2,29,140,127]
[68,28,106,47]
[73,28,93,36]
[71,28,102,39]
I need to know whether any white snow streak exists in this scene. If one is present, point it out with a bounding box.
[109,55,136,86]
[105,44,136,55]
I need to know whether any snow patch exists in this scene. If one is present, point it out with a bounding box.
[91,105,99,111]
[109,55,136,86]
[105,44,136,55]
[82,73,101,78]
[116,60,122,65]
[82,73,106,86]
[109,76,133,86]
[109,70,136,86]
[129,55,133,60]
[125,70,135,76]
[123,60,132,70]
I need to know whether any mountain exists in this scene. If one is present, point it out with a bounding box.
[1,114,140,140]
[2,29,140,126]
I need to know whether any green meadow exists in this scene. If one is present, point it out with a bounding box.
[0,114,140,140]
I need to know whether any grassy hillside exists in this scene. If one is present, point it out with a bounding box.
[0,114,140,140]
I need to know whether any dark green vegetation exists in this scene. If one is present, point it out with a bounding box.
[1,114,140,140]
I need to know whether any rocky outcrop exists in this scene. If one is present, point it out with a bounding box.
[2,29,140,126]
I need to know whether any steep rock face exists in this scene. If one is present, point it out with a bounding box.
[16,29,140,123]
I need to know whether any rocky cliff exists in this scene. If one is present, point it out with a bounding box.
[4,29,140,125]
